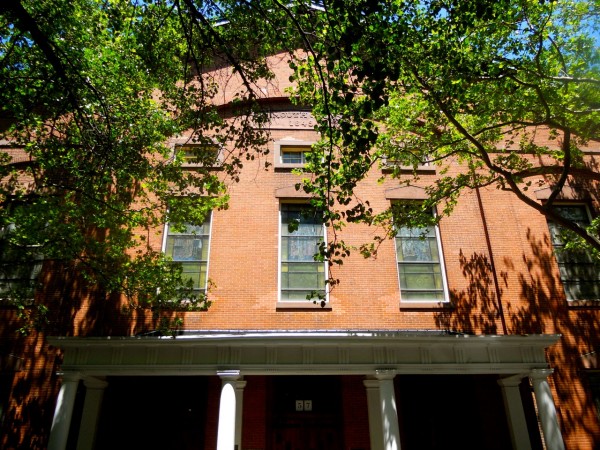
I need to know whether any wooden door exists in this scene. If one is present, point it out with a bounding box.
[273,421,341,450]
[269,376,343,450]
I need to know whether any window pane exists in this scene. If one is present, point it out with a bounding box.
[280,145,310,164]
[281,289,321,301]
[282,152,305,164]
[180,262,202,289]
[397,226,435,238]
[169,236,204,260]
[178,145,220,166]
[553,205,589,224]
[284,236,321,261]
[564,282,600,301]
[396,237,439,262]
[399,263,442,287]
[401,290,446,302]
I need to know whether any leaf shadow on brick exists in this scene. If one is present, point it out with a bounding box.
[434,230,600,448]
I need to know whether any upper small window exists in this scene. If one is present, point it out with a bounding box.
[547,204,600,301]
[274,140,314,169]
[176,144,222,168]
[394,207,448,303]
[381,154,436,174]
[281,146,310,165]
[164,214,212,296]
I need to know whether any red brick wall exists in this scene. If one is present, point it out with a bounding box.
[342,376,371,449]
[1,52,600,449]
[242,376,268,450]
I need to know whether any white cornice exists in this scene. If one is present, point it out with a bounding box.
[48,331,560,377]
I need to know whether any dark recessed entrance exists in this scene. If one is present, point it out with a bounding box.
[95,376,208,450]
[396,374,515,450]
[269,375,344,450]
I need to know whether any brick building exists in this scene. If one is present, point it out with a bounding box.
[2,52,600,450]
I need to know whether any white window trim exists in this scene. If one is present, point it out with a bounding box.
[547,203,600,303]
[273,139,315,169]
[380,149,436,174]
[173,143,224,168]
[0,223,43,303]
[394,207,449,307]
[277,203,330,309]
[162,213,213,295]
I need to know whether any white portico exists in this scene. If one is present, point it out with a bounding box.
[47,331,562,450]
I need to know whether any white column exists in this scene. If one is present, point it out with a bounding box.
[364,379,384,450]
[498,375,532,450]
[76,377,108,450]
[529,369,565,450]
[216,370,244,450]
[48,372,81,450]
[234,378,247,450]
[364,370,402,450]
[377,370,402,450]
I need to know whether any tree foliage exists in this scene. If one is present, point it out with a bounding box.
[289,0,600,261]
[1,0,599,330]
[0,0,291,331]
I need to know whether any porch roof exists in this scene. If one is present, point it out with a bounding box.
[48,330,560,377]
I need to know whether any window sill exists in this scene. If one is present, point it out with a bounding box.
[566,300,600,309]
[276,301,331,310]
[400,301,453,310]
[274,163,306,171]
[382,164,436,174]
[0,297,35,307]
[181,163,223,170]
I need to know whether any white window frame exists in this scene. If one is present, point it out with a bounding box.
[277,203,329,308]
[547,203,600,302]
[0,223,43,302]
[174,143,224,168]
[381,155,436,174]
[393,207,449,305]
[162,213,213,296]
[273,139,314,169]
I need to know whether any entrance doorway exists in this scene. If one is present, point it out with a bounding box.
[95,376,208,450]
[270,376,343,450]
[396,374,516,450]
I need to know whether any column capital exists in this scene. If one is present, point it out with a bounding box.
[57,371,82,383]
[530,368,554,381]
[363,379,380,389]
[83,376,108,389]
[498,374,526,387]
[234,380,247,390]
[374,369,397,381]
[217,369,242,382]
